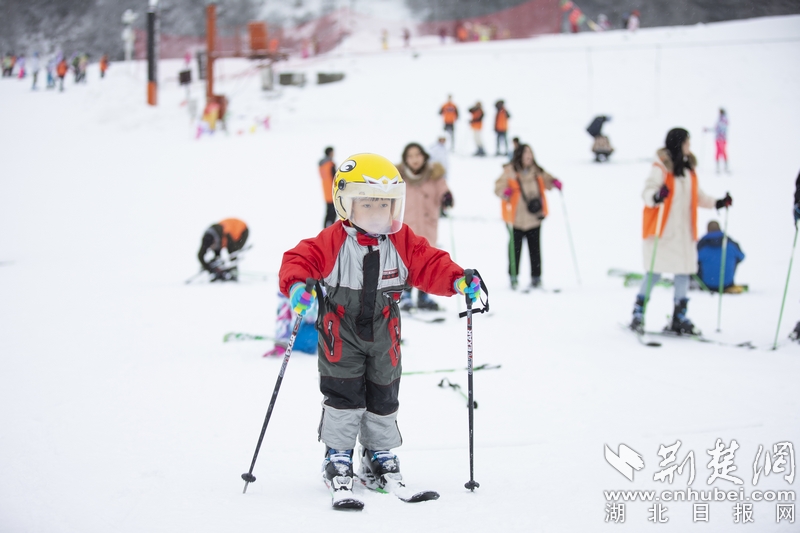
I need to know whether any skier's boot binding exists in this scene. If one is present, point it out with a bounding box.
[416,291,440,311]
[323,448,355,491]
[399,289,414,312]
[360,449,401,489]
[630,295,645,334]
[669,298,700,335]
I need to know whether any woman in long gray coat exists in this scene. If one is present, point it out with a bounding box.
[630,128,732,335]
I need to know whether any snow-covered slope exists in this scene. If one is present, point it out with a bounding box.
[1,15,799,533]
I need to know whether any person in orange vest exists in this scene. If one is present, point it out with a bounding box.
[319,147,337,228]
[469,101,485,156]
[494,144,562,290]
[56,57,69,92]
[629,128,733,335]
[439,95,459,151]
[494,100,511,156]
[197,218,249,281]
[99,54,109,79]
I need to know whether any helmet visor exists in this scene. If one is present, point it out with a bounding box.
[338,182,405,235]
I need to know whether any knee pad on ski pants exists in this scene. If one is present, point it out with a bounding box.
[316,317,403,451]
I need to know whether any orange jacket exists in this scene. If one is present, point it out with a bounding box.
[501,174,549,224]
[318,157,335,203]
[495,108,509,132]
[56,60,68,77]
[440,102,458,125]
[469,107,483,130]
[642,167,698,240]
[220,218,248,248]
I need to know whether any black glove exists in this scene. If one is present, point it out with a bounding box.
[715,193,733,209]
[794,204,800,225]
[653,185,670,204]
[441,191,454,209]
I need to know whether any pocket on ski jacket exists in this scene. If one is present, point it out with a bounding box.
[320,311,342,363]
[388,316,401,367]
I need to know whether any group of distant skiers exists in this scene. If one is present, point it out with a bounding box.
[438,95,511,157]
[1,51,108,91]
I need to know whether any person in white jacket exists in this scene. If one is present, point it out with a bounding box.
[630,128,732,335]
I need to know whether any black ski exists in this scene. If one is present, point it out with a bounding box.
[620,323,662,347]
[520,287,561,294]
[357,472,439,503]
[644,329,754,349]
[324,477,364,511]
[402,310,446,324]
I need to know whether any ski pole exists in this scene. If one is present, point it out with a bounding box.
[184,269,206,284]
[558,190,581,286]
[772,225,799,350]
[716,201,730,332]
[641,204,665,327]
[462,269,480,492]
[507,224,517,287]
[241,278,315,494]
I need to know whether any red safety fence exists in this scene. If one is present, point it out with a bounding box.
[417,0,561,41]
[134,2,561,61]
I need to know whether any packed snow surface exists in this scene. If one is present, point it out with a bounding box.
[1,15,800,533]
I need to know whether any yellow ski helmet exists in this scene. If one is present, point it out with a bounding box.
[333,153,406,234]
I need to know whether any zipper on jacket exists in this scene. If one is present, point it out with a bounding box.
[325,320,335,360]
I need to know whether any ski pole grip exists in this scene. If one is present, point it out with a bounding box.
[464,269,474,309]
[304,278,316,294]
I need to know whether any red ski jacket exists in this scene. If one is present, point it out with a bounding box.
[279,221,463,298]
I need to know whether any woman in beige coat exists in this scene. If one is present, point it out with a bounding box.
[494,144,561,290]
[396,142,452,310]
[630,128,732,335]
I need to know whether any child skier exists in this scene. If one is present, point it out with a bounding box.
[278,153,481,508]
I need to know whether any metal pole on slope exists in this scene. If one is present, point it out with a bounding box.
[507,224,517,289]
[772,225,799,350]
[241,278,316,493]
[715,202,730,332]
[641,204,665,327]
[146,0,159,106]
[558,190,581,286]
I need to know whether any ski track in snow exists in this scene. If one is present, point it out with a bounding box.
[1,15,800,533]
